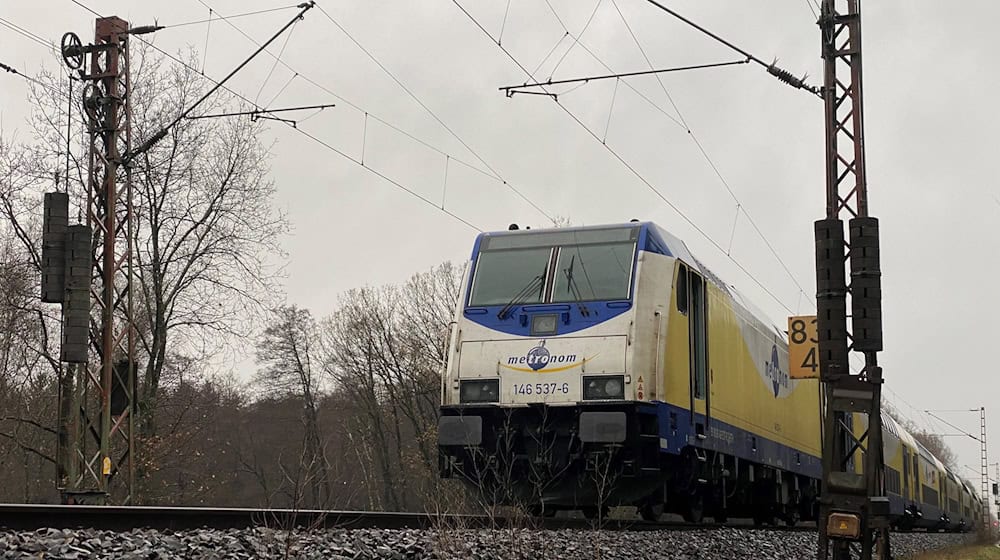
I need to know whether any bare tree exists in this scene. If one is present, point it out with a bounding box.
[0,42,288,502]
[127,47,288,436]
[4,45,287,439]
[910,428,958,471]
[319,262,463,510]
[255,305,330,508]
[0,139,63,498]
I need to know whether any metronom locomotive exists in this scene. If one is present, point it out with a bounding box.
[437,221,980,528]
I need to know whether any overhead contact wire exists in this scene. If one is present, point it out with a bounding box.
[499,0,512,46]
[314,3,556,224]
[547,0,603,79]
[530,32,569,77]
[68,0,482,233]
[608,0,687,127]
[582,0,814,310]
[255,19,299,105]
[0,17,57,52]
[540,18,686,129]
[166,5,300,29]
[201,7,212,74]
[188,0,551,225]
[451,0,798,315]
[641,0,820,95]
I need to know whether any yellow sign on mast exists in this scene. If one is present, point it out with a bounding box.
[788,315,819,379]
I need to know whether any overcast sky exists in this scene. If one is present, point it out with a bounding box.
[2,0,998,495]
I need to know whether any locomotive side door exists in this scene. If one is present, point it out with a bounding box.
[684,264,710,433]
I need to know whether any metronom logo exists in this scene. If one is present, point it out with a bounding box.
[765,344,789,397]
[506,340,578,372]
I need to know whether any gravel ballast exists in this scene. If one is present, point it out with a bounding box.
[0,527,975,559]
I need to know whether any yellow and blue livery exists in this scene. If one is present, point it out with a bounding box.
[438,222,819,522]
[437,221,980,527]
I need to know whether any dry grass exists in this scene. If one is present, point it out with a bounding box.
[906,544,1000,560]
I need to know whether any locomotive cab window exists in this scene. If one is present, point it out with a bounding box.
[551,242,635,303]
[468,247,551,306]
[468,226,638,308]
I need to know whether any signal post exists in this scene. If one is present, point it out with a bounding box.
[45,15,138,505]
[813,1,888,559]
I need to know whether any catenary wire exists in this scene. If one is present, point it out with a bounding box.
[534,5,688,128]
[254,19,298,105]
[572,39,684,129]
[187,0,555,225]
[164,5,300,29]
[530,31,569,77]
[546,0,603,79]
[642,0,820,96]
[0,60,65,97]
[450,0,798,315]
[200,6,212,73]
[3,1,603,233]
[313,2,556,224]
[67,0,482,233]
[607,0,688,126]
[605,0,814,310]
[498,0,512,46]
[0,17,57,52]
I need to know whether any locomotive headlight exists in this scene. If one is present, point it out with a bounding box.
[583,375,625,400]
[604,378,623,397]
[460,379,500,403]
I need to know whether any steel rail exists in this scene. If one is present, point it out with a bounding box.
[0,504,823,532]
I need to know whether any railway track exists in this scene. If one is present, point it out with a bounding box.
[0,503,818,533]
[0,505,970,560]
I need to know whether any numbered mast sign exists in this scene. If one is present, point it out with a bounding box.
[788,315,819,379]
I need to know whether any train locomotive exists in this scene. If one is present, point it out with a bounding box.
[437,221,981,528]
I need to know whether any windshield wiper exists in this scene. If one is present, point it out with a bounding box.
[563,255,591,317]
[497,263,547,320]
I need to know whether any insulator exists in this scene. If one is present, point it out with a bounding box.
[767,64,807,90]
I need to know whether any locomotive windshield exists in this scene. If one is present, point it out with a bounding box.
[467,247,550,307]
[550,243,635,302]
[468,226,638,307]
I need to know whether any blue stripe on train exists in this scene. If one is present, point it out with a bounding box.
[650,401,823,480]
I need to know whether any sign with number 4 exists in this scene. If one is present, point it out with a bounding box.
[787,315,819,379]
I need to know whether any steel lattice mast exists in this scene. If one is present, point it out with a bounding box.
[51,3,313,505]
[59,16,137,505]
[815,1,888,559]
